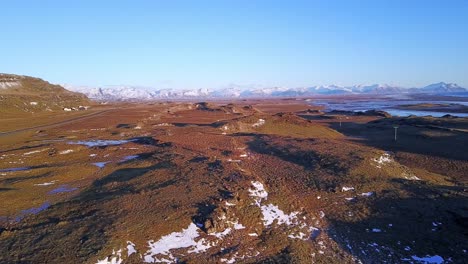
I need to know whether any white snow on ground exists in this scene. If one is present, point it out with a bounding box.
[143,223,212,263]
[211,228,232,239]
[361,192,374,197]
[97,249,123,264]
[229,221,246,230]
[288,232,309,240]
[249,181,319,241]
[126,241,137,256]
[261,204,299,226]
[345,197,356,201]
[98,181,321,263]
[0,81,20,89]
[34,180,57,186]
[405,175,421,181]
[341,186,355,192]
[373,152,393,168]
[23,148,48,156]
[249,181,268,205]
[252,119,265,128]
[142,220,246,263]
[411,255,444,264]
[220,251,260,263]
[59,149,74,155]
[319,211,325,218]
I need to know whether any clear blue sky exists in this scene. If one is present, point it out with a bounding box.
[1,0,467,89]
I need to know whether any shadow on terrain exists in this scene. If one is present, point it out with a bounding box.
[0,172,51,185]
[172,122,224,128]
[191,202,217,232]
[77,160,174,202]
[0,187,16,192]
[330,118,468,161]
[129,136,159,146]
[0,143,51,154]
[328,179,468,263]
[0,150,176,263]
[245,134,349,191]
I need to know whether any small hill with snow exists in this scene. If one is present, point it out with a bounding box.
[0,73,90,115]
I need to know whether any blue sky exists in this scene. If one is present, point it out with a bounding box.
[1,0,467,89]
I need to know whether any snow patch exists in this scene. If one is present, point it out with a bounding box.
[143,223,215,263]
[249,181,268,205]
[373,152,393,168]
[126,241,137,256]
[97,249,123,264]
[252,119,265,128]
[361,192,375,197]
[261,204,299,226]
[34,180,57,186]
[23,148,48,156]
[341,186,355,192]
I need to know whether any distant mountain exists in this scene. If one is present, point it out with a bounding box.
[0,73,90,115]
[63,82,468,101]
[411,82,467,93]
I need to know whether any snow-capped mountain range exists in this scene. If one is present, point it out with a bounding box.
[63,82,468,101]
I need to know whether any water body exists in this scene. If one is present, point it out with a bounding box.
[48,185,78,194]
[92,161,110,168]
[120,155,139,162]
[311,99,468,117]
[13,202,51,222]
[68,139,133,147]
[0,167,31,172]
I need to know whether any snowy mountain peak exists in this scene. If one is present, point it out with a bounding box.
[63,82,467,101]
[419,82,465,92]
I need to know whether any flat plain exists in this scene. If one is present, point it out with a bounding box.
[0,98,467,263]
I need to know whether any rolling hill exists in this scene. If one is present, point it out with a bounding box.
[0,73,90,115]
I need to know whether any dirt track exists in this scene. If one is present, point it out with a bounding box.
[0,109,112,137]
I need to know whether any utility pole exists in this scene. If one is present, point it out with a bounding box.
[393,125,399,141]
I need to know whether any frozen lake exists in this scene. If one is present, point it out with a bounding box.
[310,99,468,117]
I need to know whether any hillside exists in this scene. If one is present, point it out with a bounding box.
[0,73,90,115]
